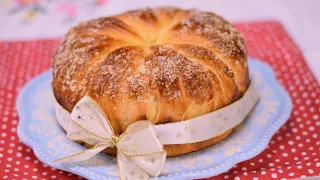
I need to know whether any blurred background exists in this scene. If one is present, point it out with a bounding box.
[0,0,319,80]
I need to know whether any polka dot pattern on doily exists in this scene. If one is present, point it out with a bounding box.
[0,22,319,179]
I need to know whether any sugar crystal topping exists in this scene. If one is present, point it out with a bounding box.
[53,7,247,105]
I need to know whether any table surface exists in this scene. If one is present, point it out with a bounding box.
[0,0,319,80]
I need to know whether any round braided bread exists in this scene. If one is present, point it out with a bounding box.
[52,7,249,156]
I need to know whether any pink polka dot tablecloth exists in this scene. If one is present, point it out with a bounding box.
[0,21,319,180]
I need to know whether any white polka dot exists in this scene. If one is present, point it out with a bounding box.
[292,128,298,133]
[289,172,294,176]
[250,162,255,166]
[259,159,263,163]
[309,126,315,131]
[243,172,248,176]
[269,163,274,167]
[16,152,22,157]
[310,107,315,112]
[316,162,320,167]
[282,153,288,157]
[280,145,284,149]
[261,171,266,175]
[1,133,7,138]
[253,177,258,180]
[312,134,318,139]
[272,173,277,178]
[301,175,307,178]
[277,136,282,140]
[296,117,302,122]
[234,176,240,180]
[298,143,304,147]
[224,175,229,179]
[288,141,294,145]
[302,152,307,156]
[299,106,305,111]
[7,157,12,161]
[281,178,287,180]
[306,99,311,105]
[297,165,302,169]
[278,169,283,173]
[32,176,37,179]
[242,167,247,171]
[308,169,314,174]
[51,175,56,179]
[10,127,16,132]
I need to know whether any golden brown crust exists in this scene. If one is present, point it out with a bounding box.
[52,7,249,155]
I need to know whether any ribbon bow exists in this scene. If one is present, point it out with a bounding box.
[54,96,166,180]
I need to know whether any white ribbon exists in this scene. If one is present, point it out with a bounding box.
[54,96,167,180]
[54,80,259,180]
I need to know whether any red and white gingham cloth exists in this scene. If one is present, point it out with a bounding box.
[0,21,319,180]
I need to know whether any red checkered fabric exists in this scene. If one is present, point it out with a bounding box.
[0,21,319,180]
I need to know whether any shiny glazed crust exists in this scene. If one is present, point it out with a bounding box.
[52,7,249,156]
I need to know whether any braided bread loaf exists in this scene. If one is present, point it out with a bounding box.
[52,7,249,156]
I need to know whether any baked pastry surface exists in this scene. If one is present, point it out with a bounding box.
[52,7,249,156]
